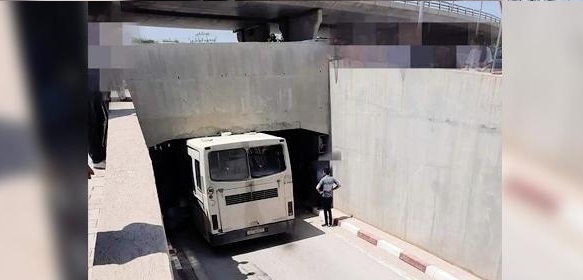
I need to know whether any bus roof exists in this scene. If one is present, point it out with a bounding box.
[186,132,283,150]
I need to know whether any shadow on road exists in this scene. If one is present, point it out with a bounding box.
[93,223,167,266]
[168,211,324,280]
[216,212,324,255]
[109,108,135,119]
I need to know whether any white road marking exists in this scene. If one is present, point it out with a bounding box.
[237,261,272,280]
[334,232,420,280]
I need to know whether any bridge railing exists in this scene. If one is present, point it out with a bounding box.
[394,1,501,23]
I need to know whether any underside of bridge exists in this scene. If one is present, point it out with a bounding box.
[88,3,503,278]
[89,1,500,44]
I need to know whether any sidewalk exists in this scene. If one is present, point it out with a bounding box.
[109,89,132,102]
[314,208,482,280]
[88,164,105,277]
[90,102,172,280]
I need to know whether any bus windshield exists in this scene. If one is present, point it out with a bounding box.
[249,145,286,178]
[208,145,286,181]
[209,148,249,181]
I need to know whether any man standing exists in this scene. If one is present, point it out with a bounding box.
[88,69,108,169]
[316,168,341,227]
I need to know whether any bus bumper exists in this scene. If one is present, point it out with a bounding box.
[209,219,295,246]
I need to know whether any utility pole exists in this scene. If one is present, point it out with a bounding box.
[417,1,424,37]
[476,1,484,35]
[491,0,503,73]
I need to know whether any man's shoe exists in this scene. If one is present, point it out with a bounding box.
[93,161,106,170]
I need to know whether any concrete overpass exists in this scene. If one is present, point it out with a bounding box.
[91,1,500,43]
[89,3,502,279]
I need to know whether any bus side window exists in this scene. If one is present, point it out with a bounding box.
[195,159,202,192]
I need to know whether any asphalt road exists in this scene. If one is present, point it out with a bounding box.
[167,211,430,280]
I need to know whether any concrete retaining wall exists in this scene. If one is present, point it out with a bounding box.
[330,69,501,280]
[124,42,330,147]
[91,102,172,280]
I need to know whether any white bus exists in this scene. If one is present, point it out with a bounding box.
[186,132,295,245]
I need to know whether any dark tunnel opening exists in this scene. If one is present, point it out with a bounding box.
[148,138,193,228]
[264,129,330,212]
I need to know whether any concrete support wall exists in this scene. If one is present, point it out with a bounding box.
[88,1,121,22]
[91,103,171,280]
[125,43,330,147]
[330,69,501,280]
[236,23,270,42]
[279,9,322,41]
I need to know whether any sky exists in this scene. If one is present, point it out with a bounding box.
[134,1,502,43]
[134,27,238,43]
[456,1,501,17]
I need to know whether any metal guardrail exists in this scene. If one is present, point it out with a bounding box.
[394,1,501,23]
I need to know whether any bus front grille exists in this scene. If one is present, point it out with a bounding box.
[225,188,278,205]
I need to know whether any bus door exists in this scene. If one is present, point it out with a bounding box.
[187,148,208,233]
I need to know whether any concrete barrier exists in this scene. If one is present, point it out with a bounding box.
[331,209,471,280]
[330,69,501,280]
[124,42,331,147]
[91,102,172,280]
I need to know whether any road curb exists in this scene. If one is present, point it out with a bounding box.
[357,230,378,245]
[399,252,427,272]
[426,266,462,280]
[314,209,462,280]
[377,240,403,257]
[182,246,210,280]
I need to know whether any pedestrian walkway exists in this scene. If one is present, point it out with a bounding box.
[110,89,132,102]
[88,164,105,275]
[315,208,482,280]
[90,102,172,280]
